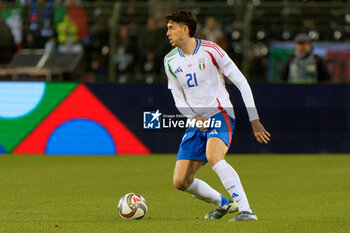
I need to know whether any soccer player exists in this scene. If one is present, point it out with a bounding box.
[163,10,271,221]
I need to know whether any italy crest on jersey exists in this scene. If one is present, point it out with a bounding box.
[198,58,205,70]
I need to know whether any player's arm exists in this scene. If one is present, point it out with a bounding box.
[250,119,270,144]
[164,59,208,131]
[215,48,271,143]
[164,59,197,119]
[170,85,208,132]
[169,82,196,119]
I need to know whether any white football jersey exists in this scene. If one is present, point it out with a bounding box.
[164,39,258,121]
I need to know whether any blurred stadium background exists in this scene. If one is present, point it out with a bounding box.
[0,0,350,155]
[1,0,350,83]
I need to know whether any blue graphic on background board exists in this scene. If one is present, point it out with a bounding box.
[0,144,6,153]
[0,82,46,119]
[45,119,116,155]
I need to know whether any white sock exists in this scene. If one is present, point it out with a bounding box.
[185,178,229,209]
[212,160,252,212]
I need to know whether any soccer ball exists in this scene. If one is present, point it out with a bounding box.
[118,193,147,220]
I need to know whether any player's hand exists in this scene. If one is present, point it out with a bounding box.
[193,115,209,132]
[251,120,271,144]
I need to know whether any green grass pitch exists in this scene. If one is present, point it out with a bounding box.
[0,154,349,233]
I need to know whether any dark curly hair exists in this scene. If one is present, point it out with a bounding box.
[165,10,197,37]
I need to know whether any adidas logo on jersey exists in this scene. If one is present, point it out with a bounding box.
[174,66,183,73]
[209,129,218,135]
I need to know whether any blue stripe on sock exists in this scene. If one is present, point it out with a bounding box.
[220,195,229,207]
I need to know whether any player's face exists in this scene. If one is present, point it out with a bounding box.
[166,21,186,47]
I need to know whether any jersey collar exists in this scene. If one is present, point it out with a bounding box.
[193,39,201,55]
[177,39,201,57]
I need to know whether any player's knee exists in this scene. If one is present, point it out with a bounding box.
[206,153,220,167]
[173,177,191,191]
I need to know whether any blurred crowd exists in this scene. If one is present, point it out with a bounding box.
[0,0,258,83]
[0,0,349,83]
[0,0,89,63]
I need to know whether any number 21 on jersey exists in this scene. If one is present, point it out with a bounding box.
[186,72,198,87]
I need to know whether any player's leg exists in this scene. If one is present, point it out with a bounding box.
[206,138,250,208]
[175,125,234,217]
[206,138,257,221]
[173,159,230,209]
[206,112,257,221]
[173,159,203,191]
[207,137,252,209]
